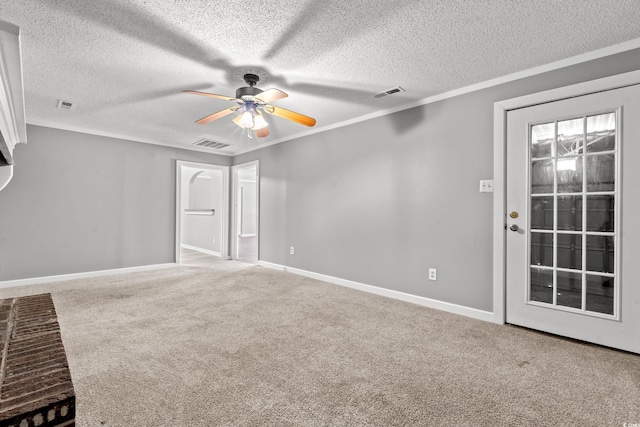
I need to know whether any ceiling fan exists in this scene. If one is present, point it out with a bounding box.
[184,73,316,139]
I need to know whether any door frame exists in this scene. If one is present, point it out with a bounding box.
[492,69,640,325]
[175,160,230,264]
[231,160,260,261]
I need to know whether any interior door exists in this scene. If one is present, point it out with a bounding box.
[506,83,640,354]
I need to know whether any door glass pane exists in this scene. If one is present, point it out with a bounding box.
[530,268,553,304]
[557,195,582,231]
[586,113,615,153]
[531,160,554,194]
[557,157,583,193]
[586,235,614,274]
[586,154,615,192]
[531,233,553,267]
[531,122,554,158]
[586,195,614,232]
[557,271,582,309]
[557,234,582,270]
[531,196,553,230]
[557,118,583,157]
[586,274,614,315]
[526,110,617,317]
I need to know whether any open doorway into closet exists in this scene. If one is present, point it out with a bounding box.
[231,161,259,263]
[175,161,229,265]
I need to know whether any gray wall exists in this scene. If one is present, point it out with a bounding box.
[0,125,229,281]
[2,48,640,312]
[234,48,640,312]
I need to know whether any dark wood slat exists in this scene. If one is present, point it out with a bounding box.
[0,294,76,426]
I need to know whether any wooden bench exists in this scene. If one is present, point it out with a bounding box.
[0,294,75,427]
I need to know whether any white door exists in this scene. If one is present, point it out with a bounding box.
[506,83,640,354]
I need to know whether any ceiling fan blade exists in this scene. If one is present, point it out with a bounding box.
[255,127,270,138]
[183,90,236,102]
[254,88,288,104]
[232,114,243,127]
[195,107,238,125]
[265,106,316,127]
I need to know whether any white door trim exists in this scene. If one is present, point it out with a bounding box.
[492,69,640,325]
[231,160,260,261]
[175,160,230,263]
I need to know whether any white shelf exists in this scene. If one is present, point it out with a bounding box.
[184,209,215,216]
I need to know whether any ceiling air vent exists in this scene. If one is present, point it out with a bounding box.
[56,99,76,110]
[193,139,230,150]
[373,86,405,99]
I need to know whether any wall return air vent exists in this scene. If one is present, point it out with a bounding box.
[373,86,405,99]
[193,139,230,150]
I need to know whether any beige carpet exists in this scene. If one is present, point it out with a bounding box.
[0,255,638,426]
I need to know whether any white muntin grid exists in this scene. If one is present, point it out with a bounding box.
[526,108,621,320]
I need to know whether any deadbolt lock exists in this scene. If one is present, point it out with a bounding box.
[509,211,519,219]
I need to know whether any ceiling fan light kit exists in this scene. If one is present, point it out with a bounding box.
[184,73,316,140]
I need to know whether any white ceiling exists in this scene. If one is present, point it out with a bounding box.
[2,0,640,156]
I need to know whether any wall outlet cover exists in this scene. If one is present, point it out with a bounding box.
[479,179,494,193]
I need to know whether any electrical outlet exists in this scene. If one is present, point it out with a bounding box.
[290,246,295,255]
[479,179,494,193]
[429,268,437,281]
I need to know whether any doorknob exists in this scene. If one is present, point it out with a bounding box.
[509,224,519,232]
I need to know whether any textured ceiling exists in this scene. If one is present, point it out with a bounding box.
[1,0,640,155]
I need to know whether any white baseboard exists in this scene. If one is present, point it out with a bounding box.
[257,261,496,323]
[180,244,221,258]
[0,263,177,289]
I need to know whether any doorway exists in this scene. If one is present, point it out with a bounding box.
[496,73,640,354]
[175,161,229,264]
[231,161,259,263]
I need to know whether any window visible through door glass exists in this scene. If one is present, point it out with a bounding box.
[586,113,615,153]
[531,160,554,194]
[557,118,583,157]
[527,111,617,316]
[557,196,582,231]
[531,122,554,158]
[531,196,553,230]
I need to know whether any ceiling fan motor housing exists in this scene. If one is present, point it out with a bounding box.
[236,73,263,101]
[236,86,263,100]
